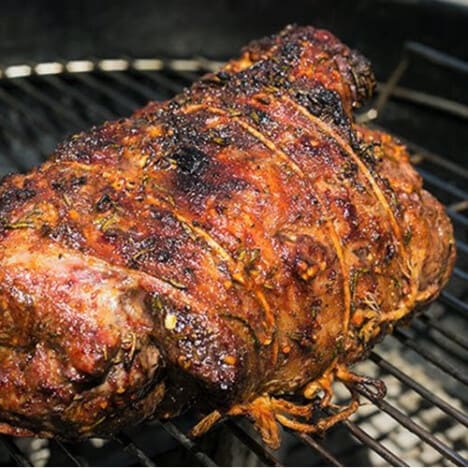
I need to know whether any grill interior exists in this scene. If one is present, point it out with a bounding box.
[0,45,466,467]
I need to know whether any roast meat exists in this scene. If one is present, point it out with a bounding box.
[0,25,455,447]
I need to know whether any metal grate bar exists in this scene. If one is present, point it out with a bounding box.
[224,420,284,467]
[455,240,468,255]
[375,83,468,120]
[158,421,218,467]
[369,42,468,122]
[405,41,468,75]
[0,87,58,135]
[440,291,468,316]
[447,208,468,227]
[114,433,158,466]
[341,420,408,467]
[0,437,32,466]
[170,69,202,84]
[0,98,60,149]
[0,111,48,157]
[54,440,83,466]
[394,328,468,384]
[373,57,409,117]
[411,320,467,363]
[104,70,163,102]
[404,138,468,181]
[370,352,468,426]
[41,74,115,121]
[294,433,343,467]
[8,78,87,129]
[417,167,468,201]
[131,68,184,94]
[453,267,468,282]
[315,405,411,467]
[421,341,466,371]
[449,200,468,212]
[417,314,468,351]
[0,114,45,170]
[358,387,468,466]
[71,72,140,113]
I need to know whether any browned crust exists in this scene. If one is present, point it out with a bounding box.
[0,25,454,442]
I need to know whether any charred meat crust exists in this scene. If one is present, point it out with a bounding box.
[0,25,454,439]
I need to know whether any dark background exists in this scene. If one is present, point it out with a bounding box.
[0,0,467,76]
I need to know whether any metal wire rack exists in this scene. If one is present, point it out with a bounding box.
[0,43,466,466]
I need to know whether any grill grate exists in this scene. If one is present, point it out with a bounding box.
[0,46,466,466]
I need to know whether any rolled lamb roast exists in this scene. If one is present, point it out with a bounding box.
[0,25,455,448]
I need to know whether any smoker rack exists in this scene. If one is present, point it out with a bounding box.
[0,43,466,467]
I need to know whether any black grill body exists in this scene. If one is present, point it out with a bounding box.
[0,1,467,465]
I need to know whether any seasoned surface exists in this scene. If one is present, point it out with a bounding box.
[0,25,455,445]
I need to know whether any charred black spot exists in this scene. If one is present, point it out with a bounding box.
[356,142,380,170]
[16,188,36,201]
[280,40,302,60]
[0,187,36,216]
[156,250,171,263]
[71,175,87,187]
[217,70,230,81]
[51,179,66,192]
[201,71,231,87]
[172,147,210,177]
[52,175,87,194]
[296,86,349,130]
[384,243,396,264]
[340,160,359,180]
[153,109,250,212]
[95,193,113,212]
[168,143,248,211]
[39,224,53,237]
[0,187,36,206]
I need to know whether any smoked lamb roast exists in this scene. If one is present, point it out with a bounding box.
[0,25,455,448]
